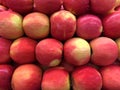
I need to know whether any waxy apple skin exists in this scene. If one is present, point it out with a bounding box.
[10,37,37,64]
[11,64,42,90]
[41,67,70,90]
[50,10,76,41]
[72,66,102,90]
[36,38,63,67]
[100,65,120,90]
[76,14,103,40]
[90,37,118,66]
[23,12,50,39]
[0,10,24,39]
[0,64,14,90]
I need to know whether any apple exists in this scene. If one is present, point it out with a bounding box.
[64,37,91,66]
[36,38,63,67]
[100,65,120,90]
[0,64,14,90]
[41,67,70,90]
[0,10,24,39]
[0,37,12,64]
[72,66,102,90]
[10,37,37,64]
[115,38,120,61]
[0,5,7,12]
[102,11,120,39]
[90,0,120,15]
[11,64,42,90]
[76,14,103,40]
[90,37,118,66]
[3,0,33,15]
[63,0,89,16]
[34,0,62,15]
[50,10,76,41]
[23,12,50,39]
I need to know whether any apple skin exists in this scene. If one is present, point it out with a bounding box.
[0,64,14,90]
[64,37,91,66]
[3,0,33,15]
[103,11,120,39]
[36,38,63,67]
[34,0,62,15]
[50,10,76,41]
[72,66,102,90]
[11,64,42,90]
[0,10,24,39]
[23,12,50,39]
[76,14,103,40]
[41,67,70,90]
[0,5,7,12]
[0,37,12,64]
[90,37,118,66]
[115,38,120,61]
[100,65,120,90]
[63,0,89,16]
[90,0,120,15]
[10,37,37,64]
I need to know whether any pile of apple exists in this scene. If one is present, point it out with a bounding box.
[1,0,120,90]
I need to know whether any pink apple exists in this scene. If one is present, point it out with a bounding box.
[11,64,42,90]
[41,67,70,90]
[0,64,13,90]
[63,0,89,16]
[50,10,76,41]
[34,0,62,15]
[100,65,120,90]
[3,0,33,15]
[103,11,120,38]
[36,38,63,67]
[0,10,24,39]
[90,37,118,66]
[10,37,37,64]
[0,37,12,64]
[64,37,91,66]
[72,66,102,90]
[23,12,50,39]
[76,14,103,40]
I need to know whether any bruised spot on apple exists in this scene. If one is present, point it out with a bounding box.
[23,12,50,39]
[10,37,37,64]
[72,66,102,90]
[90,37,118,66]
[11,64,42,90]
[36,38,63,67]
[0,10,24,39]
[64,37,91,66]
[41,67,70,90]
[50,10,76,41]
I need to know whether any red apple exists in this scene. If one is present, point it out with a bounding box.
[0,37,12,64]
[3,0,33,15]
[76,14,103,40]
[90,0,120,15]
[0,5,7,12]
[50,10,76,41]
[41,67,70,90]
[36,38,63,67]
[0,10,24,39]
[103,11,120,38]
[10,37,37,64]
[11,64,42,90]
[63,0,89,16]
[34,0,62,15]
[0,64,13,90]
[100,65,120,90]
[90,37,118,66]
[23,12,50,39]
[72,66,102,90]
[64,37,91,66]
